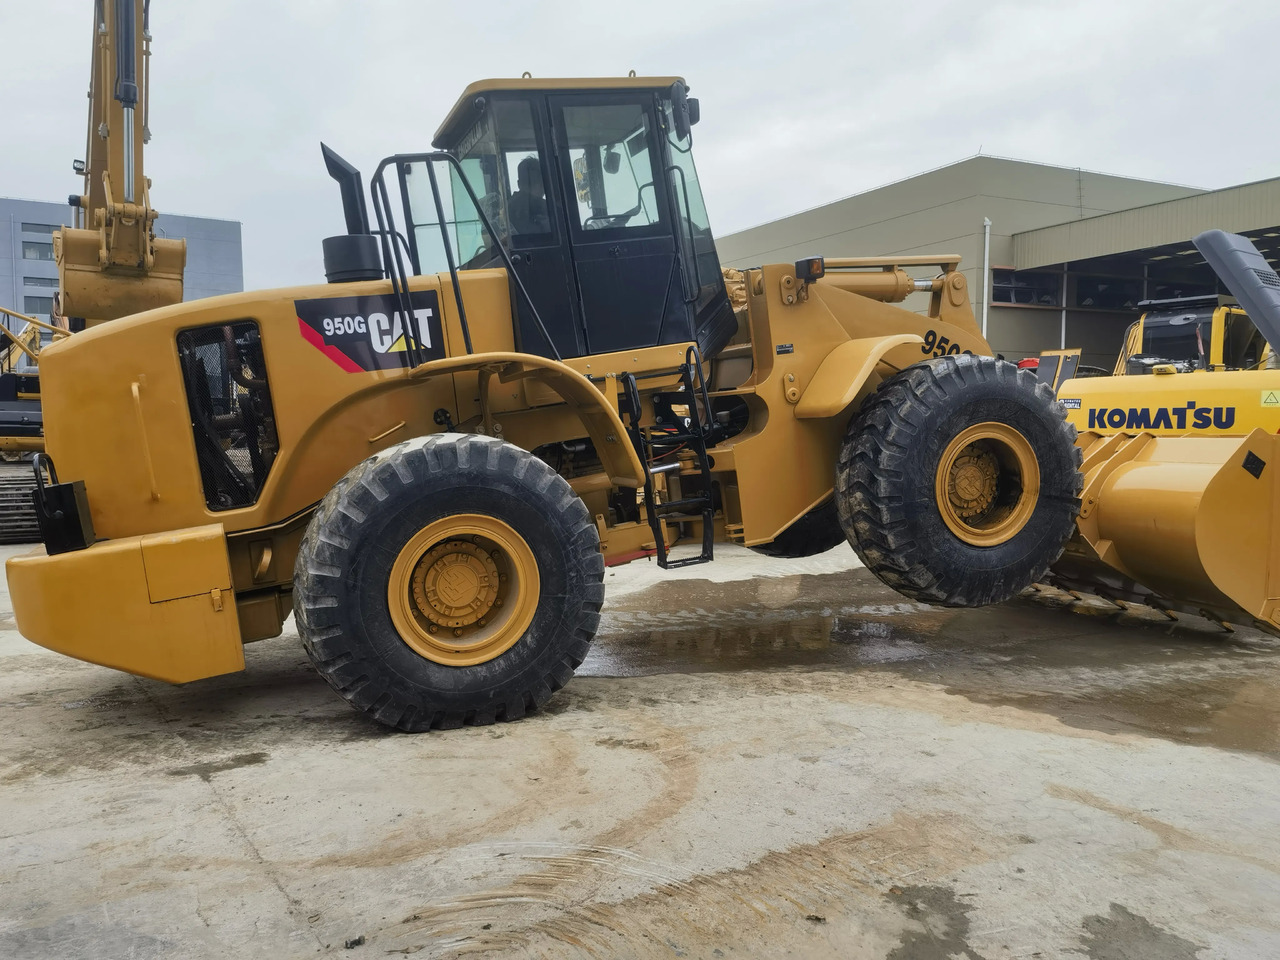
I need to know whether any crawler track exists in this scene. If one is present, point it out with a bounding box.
[0,463,40,545]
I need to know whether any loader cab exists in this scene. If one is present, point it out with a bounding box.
[1117,295,1270,374]
[406,77,735,361]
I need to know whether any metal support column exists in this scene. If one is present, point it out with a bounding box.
[1060,262,1068,349]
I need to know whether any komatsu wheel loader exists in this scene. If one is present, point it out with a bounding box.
[1047,230,1280,633]
[7,76,1084,730]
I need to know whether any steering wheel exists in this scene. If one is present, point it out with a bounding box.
[583,186,652,231]
[584,211,635,230]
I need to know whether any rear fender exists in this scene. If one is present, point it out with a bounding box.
[409,351,645,488]
[259,351,646,542]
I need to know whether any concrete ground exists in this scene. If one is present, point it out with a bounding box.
[2,543,1279,959]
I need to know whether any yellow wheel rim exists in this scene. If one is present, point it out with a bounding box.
[934,422,1040,547]
[387,514,540,667]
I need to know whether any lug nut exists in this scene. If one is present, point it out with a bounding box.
[428,625,438,634]
[454,628,464,637]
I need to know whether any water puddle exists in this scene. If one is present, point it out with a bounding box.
[585,569,1280,757]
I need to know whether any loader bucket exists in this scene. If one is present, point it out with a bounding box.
[1049,428,1280,633]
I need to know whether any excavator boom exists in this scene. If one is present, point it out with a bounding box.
[54,0,185,326]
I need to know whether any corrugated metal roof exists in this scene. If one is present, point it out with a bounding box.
[1014,177,1280,269]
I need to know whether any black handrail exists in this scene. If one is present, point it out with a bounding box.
[369,161,425,368]
[422,158,473,355]
[369,152,563,363]
[370,228,414,270]
[667,163,701,302]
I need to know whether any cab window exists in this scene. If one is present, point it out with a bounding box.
[405,98,553,272]
[560,102,663,233]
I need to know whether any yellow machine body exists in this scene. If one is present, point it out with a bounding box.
[8,524,242,683]
[1058,368,1280,437]
[1052,426,1280,632]
[9,244,987,680]
[1049,292,1280,631]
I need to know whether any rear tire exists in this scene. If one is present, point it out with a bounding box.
[836,354,1081,607]
[749,499,846,558]
[294,434,603,732]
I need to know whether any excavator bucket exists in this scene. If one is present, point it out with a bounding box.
[1049,428,1280,633]
[56,228,186,325]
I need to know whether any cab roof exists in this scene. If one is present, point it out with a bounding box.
[433,76,686,149]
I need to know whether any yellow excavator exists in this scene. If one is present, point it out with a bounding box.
[56,0,185,326]
[1048,230,1280,633]
[0,0,185,543]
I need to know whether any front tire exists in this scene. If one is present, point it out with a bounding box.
[294,434,603,732]
[836,354,1081,607]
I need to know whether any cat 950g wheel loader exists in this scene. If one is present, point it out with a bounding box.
[7,76,1084,730]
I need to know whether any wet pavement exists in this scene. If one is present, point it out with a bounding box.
[2,543,1279,958]
[592,566,1280,758]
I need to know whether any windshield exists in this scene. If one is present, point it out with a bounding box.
[404,99,551,274]
[663,99,723,309]
[1142,313,1211,364]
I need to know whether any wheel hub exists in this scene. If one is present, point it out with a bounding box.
[947,445,999,520]
[412,540,500,628]
[934,422,1041,547]
[387,515,540,667]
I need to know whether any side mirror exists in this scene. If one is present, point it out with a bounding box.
[688,98,700,126]
[572,156,592,204]
[603,148,621,175]
[670,81,693,141]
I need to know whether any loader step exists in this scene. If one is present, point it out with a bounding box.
[620,346,720,570]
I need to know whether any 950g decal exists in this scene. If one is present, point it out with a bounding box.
[296,290,444,372]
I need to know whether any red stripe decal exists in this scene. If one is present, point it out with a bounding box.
[298,317,363,373]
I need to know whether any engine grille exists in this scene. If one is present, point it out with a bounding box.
[177,321,279,510]
[1253,267,1280,289]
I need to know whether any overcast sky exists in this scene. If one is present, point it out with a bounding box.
[2,0,1278,290]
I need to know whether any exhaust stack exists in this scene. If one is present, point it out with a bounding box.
[320,143,382,284]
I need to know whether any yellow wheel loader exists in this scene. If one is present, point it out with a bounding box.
[1048,230,1280,633]
[7,77,1084,730]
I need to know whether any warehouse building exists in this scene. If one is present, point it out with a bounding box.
[0,196,242,337]
[715,157,1280,368]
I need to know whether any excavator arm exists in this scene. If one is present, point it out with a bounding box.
[54,0,185,327]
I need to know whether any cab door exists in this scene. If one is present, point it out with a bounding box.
[549,94,688,355]
[494,98,584,359]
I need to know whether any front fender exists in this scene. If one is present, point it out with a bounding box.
[794,334,924,419]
